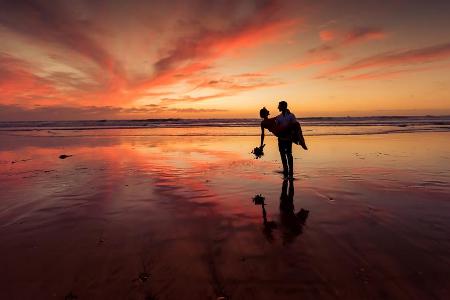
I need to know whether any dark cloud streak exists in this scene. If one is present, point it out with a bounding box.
[0,103,227,121]
[317,42,450,79]
[0,0,125,82]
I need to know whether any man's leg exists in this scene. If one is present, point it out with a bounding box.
[278,139,288,176]
[286,141,294,177]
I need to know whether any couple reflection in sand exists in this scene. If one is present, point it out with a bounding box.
[253,179,309,244]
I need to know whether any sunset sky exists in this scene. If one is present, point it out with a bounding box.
[1,0,450,120]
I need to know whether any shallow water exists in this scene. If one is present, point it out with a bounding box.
[0,130,449,299]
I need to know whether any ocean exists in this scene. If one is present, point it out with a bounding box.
[1,115,449,136]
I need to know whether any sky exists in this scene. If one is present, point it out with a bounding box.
[1,0,450,120]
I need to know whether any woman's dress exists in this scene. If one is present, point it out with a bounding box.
[261,118,308,150]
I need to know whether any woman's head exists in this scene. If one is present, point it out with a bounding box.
[260,107,269,118]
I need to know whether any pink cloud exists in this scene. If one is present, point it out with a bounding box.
[270,48,340,73]
[141,18,300,91]
[0,54,62,105]
[346,63,450,80]
[317,42,450,79]
[275,25,387,74]
[311,26,387,53]
[136,1,300,84]
[319,30,335,41]
[0,0,301,111]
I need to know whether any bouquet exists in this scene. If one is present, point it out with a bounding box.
[251,144,265,159]
[252,194,265,205]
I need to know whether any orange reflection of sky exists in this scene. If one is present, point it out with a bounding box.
[1,131,448,217]
[1,130,450,298]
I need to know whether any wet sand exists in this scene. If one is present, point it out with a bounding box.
[0,130,449,299]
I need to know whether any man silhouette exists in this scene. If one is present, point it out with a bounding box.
[276,101,296,178]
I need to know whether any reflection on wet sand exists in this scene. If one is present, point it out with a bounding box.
[252,194,277,242]
[0,131,449,299]
[253,179,310,245]
[279,179,309,245]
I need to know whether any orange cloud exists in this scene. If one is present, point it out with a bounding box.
[137,18,299,92]
[194,73,284,92]
[0,0,300,111]
[160,93,230,105]
[319,30,335,41]
[270,48,340,72]
[275,26,386,73]
[168,108,227,113]
[0,54,62,105]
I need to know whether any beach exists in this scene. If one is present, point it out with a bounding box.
[0,126,449,299]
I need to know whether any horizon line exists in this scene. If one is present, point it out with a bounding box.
[1,114,450,123]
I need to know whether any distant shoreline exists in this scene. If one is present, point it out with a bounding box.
[1,115,450,124]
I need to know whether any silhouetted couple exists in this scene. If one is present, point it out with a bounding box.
[259,100,307,178]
